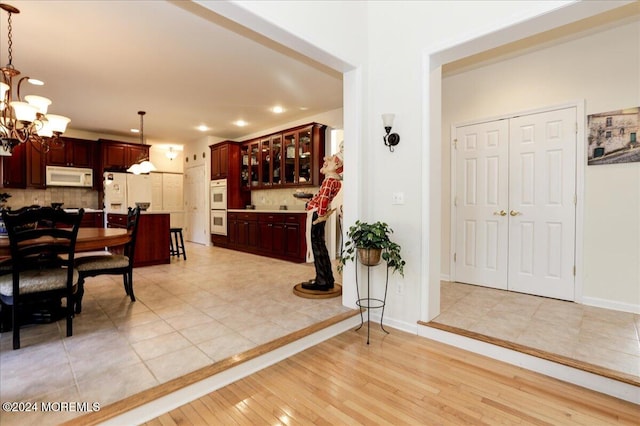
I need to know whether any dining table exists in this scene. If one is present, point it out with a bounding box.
[0,227,130,329]
[0,227,130,257]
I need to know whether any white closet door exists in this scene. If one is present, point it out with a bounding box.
[454,120,509,290]
[508,107,576,300]
[150,173,163,212]
[162,173,184,211]
[184,165,207,245]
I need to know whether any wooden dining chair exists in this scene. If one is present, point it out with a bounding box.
[74,207,141,313]
[0,207,84,350]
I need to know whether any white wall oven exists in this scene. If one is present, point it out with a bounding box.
[210,179,227,210]
[210,179,227,235]
[210,209,227,235]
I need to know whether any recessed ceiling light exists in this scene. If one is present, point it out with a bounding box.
[130,128,140,133]
[299,106,309,111]
[234,120,248,127]
[197,125,210,132]
[272,106,284,114]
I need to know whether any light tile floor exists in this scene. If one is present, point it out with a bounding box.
[435,280,640,380]
[0,243,352,426]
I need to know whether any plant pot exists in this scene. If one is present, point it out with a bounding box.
[357,247,382,266]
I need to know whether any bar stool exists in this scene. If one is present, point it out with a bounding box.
[170,228,186,260]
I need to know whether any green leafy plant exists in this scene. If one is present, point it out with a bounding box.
[338,220,405,276]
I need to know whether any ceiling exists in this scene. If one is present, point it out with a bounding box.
[0,1,343,147]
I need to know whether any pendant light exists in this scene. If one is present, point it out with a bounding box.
[127,111,156,174]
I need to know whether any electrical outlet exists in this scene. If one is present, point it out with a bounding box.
[392,192,404,205]
[396,281,404,295]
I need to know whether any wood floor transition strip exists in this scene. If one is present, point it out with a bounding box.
[420,320,640,387]
[61,309,360,426]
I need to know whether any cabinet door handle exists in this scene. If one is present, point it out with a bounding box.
[509,210,522,216]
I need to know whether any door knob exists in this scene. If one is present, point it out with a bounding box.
[493,210,507,216]
[510,210,522,216]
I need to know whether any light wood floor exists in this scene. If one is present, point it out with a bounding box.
[142,326,639,425]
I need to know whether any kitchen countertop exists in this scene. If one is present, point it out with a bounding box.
[104,210,170,215]
[63,208,104,213]
[228,208,308,214]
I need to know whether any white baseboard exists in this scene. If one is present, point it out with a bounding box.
[440,273,450,282]
[417,324,639,404]
[365,311,418,335]
[581,296,640,314]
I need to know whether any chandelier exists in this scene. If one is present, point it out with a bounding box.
[0,3,70,154]
[127,111,156,174]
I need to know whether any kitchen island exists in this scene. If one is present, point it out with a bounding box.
[107,211,170,267]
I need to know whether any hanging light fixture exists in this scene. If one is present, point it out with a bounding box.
[0,3,70,154]
[127,111,156,174]
[166,146,178,160]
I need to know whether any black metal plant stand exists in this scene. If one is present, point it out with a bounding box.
[354,255,390,344]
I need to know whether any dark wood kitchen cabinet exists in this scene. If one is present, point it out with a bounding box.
[46,137,95,168]
[210,141,248,209]
[210,142,229,179]
[80,211,104,228]
[228,211,258,251]
[107,212,169,267]
[99,139,150,172]
[258,212,306,262]
[2,142,25,188]
[282,213,305,260]
[240,123,325,191]
[26,142,46,188]
[258,213,285,253]
[225,210,306,263]
[2,142,47,189]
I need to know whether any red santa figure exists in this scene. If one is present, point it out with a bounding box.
[302,146,343,291]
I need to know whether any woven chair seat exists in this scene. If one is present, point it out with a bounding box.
[73,207,140,315]
[76,255,129,271]
[0,268,79,296]
[0,259,11,273]
[1,206,84,349]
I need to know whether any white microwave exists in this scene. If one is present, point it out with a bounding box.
[46,166,94,188]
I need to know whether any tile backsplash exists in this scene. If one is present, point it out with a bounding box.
[2,188,99,210]
[251,187,318,210]
[2,187,317,211]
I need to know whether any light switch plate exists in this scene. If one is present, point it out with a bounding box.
[392,192,405,205]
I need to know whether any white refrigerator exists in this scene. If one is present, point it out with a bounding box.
[103,172,152,214]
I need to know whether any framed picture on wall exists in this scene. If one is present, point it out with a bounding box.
[587,107,640,165]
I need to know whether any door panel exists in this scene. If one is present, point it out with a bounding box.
[454,107,577,301]
[508,108,576,300]
[185,165,207,245]
[454,120,509,289]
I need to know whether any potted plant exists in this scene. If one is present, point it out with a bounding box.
[338,220,405,276]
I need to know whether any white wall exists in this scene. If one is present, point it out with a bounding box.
[442,18,640,309]
[237,108,344,141]
[149,146,183,173]
[204,0,619,328]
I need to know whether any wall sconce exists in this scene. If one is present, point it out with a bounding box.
[382,113,400,152]
[166,146,178,160]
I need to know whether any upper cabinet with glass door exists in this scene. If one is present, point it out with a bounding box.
[241,123,326,190]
